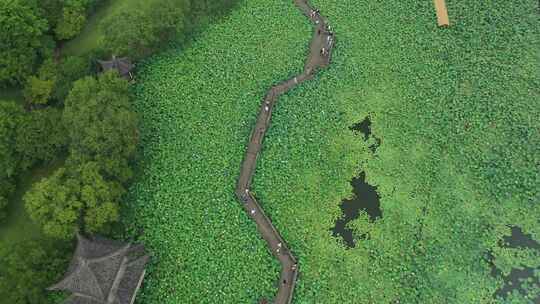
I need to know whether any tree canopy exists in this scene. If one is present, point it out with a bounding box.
[63,71,138,182]
[0,102,25,220]
[15,108,67,170]
[0,237,70,304]
[25,71,137,239]
[24,164,122,239]
[100,0,190,59]
[0,0,48,85]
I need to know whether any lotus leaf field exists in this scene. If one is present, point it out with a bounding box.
[126,0,539,303]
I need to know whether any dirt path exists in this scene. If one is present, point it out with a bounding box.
[234,1,335,303]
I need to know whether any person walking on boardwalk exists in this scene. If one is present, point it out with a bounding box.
[235,1,335,303]
[320,48,327,56]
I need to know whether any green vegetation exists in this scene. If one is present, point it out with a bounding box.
[0,102,65,221]
[0,156,68,304]
[0,0,101,86]
[99,0,190,59]
[127,0,539,303]
[62,0,140,56]
[0,0,48,85]
[0,87,24,104]
[25,72,137,239]
[0,0,242,302]
[126,0,311,302]
[64,0,237,57]
[0,0,232,235]
[1,0,537,302]
[0,157,64,244]
[0,237,70,304]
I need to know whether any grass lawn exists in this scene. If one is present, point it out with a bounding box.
[0,157,65,245]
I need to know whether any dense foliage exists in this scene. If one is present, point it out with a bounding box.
[125,0,311,301]
[0,102,66,221]
[0,0,101,86]
[1,0,240,302]
[0,0,48,85]
[127,0,539,303]
[24,72,137,239]
[1,0,239,300]
[15,107,66,170]
[0,237,70,304]
[24,164,121,239]
[99,0,239,59]
[0,103,24,220]
[100,0,190,59]
[62,71,137,182]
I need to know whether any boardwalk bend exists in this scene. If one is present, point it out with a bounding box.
[234,1,335,303]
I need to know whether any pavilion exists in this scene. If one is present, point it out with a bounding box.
[48,233,149,304]
[97,56,134,80]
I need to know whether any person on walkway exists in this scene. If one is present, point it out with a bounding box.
[327,35,334,48]
[320,48,327,56]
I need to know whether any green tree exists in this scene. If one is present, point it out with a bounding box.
[24,163,123,239]
[52,56,91,102]
[38,0,99,41]
[99,0,189,59]
[15,108,67,170]
[37,0,63,31]
[55,0,87,40]
[0,178,15,221]
[25,71,137,239]
[0,102,24,220]
[63,71,138,182]
[23,59,58,106]
[0,0,48,85]
[0,238,70,304]
[24,167,81,239]
[0,102,23,178]
[23,76,55,105]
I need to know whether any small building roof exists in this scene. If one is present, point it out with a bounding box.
[49,233,149,304]
[97,56,134,79]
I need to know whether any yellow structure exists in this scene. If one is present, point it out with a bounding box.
[434,0,450,26]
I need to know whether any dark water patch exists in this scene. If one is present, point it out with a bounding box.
[351,117,381,153]
[351,118,371,140]
[502,226,540,250]
[488,226,540,301]
[495,267,539,301]
[331,172,382,248]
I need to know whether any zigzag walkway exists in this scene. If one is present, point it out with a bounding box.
[234,1,335,303]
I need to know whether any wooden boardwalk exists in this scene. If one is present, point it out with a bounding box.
[234,1,335,303]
